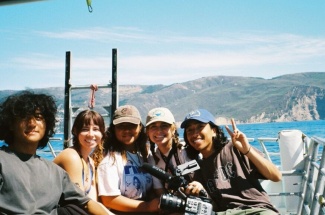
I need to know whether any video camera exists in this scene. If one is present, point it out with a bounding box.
[142,161,215,215]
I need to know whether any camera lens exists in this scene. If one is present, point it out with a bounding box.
[159,194,186,213]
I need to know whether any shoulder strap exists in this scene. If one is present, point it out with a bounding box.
[160,143,184,176]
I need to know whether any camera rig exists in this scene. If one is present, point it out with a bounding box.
[142,161,215,215]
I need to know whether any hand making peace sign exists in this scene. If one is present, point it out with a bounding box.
[225,118,251,155]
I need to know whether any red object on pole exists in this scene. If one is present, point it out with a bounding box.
[89,84,98,109]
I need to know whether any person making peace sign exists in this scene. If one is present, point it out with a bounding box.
[181,109,282,215]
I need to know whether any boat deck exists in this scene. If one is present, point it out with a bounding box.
[45,132,325,215]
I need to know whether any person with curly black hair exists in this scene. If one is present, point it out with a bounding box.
[181,109,282,215]
[0,90,111,215]
[0,91,57,150]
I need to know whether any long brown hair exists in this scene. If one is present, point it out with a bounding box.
[72,110,106,167]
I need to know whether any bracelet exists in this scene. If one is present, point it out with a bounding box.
[243,146,251,155]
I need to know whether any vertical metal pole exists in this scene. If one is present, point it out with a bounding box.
[300,140,320,214]
[63,51,71,149]
[111,48,118,123]
[310,138,325,214]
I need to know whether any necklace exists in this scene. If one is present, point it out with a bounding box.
[84,162,92,182]
[81,157,93,195]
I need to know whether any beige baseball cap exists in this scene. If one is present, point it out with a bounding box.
[113,105,141,125]
[146,107,175,126]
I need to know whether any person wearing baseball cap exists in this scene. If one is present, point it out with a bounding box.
[181,108,281,214]
[97,105,160,214]
[146,107,194,196]
[146,107,175,127]
[112,105,141,125]
[180,108,217,129]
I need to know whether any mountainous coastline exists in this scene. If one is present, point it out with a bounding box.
[1,72,324,131]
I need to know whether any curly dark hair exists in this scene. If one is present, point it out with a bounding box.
[72,110,106,167]
[104,122,149,163]
[0,90,57,149]
[184,122,229,160]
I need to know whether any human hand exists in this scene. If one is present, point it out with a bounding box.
[184,181,206,197]
[225,118,251,155]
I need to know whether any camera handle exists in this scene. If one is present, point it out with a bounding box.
[175,160,200,176]
[178,187,188,199]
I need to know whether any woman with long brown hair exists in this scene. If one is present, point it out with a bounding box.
[54,110,106,201]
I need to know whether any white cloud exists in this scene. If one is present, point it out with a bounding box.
[12,53,63,70]
[2,28,325,89]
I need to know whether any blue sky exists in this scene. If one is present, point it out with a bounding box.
[1,0,325,90]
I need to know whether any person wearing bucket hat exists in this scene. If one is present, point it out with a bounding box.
[146,107,193,195]
[97,105,160,214]
[181,109,282,214]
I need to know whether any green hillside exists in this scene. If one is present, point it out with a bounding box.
[1,72,324,131]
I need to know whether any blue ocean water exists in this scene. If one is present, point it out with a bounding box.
[1,120,324,162]
[178,120,325,140]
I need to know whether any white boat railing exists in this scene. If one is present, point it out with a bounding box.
[40,137,63,159]
[258,136,325,215]
[299,136,325,215]
[44,134,325,214]
[47,138,58,158]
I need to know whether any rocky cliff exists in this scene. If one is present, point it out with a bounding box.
[1,72,324,130]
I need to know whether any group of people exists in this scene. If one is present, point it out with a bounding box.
[0,90,282,215]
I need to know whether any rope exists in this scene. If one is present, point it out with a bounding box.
[89,84,98,109]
